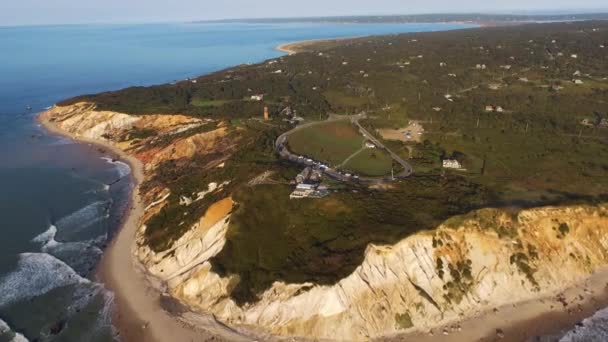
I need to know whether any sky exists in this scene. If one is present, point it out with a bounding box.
[1,0,607,26]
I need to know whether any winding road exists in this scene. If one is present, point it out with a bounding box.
[275,113,413,184]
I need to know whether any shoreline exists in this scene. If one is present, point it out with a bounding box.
[275,36,361,55]
[390,266,608,342]
[39,106,608,342]
[37,112,234,342]
[274,22,491,55]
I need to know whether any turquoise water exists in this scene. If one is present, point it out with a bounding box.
[0,22,475,341]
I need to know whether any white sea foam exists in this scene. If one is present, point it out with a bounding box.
[559,307,608,342]
[0,253,90,308]
[32,225,105,255]
[32,225,60,249]
[84,183,111,195]
[54,201,110,235]
[96,290,116,331]
[0,318,29,342]
[49,137,74,146]
[101,156,131,178]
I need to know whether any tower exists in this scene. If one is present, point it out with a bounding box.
[264,106,269,121]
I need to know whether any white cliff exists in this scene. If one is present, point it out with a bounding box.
[41,103,608,341]
[135,201,608,341]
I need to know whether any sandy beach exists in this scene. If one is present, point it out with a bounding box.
[38,113,248,342]
[388,267,608,342]
[38,90,608,342]
[276,36,360,55]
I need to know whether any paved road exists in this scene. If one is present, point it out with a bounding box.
[275,113,414,184]
[350,116,414,178]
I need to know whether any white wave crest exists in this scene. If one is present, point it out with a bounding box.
[32,225,59,249]
[54,201,110,234]
[0,253,90,308]
[0,318,29,342]
[101,157,131,178]
[32,224,105,256]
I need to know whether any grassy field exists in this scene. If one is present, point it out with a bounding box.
[62,21,608,305]
[342,148,394,176]
[287,120,364,166]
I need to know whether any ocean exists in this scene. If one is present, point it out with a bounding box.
[0,21,475,341]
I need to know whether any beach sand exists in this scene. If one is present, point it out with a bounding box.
[276,36,360,55]
[38,113,248,342]
[384,267,608,342]
[38,99,608,342]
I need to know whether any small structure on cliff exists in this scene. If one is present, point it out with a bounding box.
[443,159,463,169]
[290,183,329,199]
[264,106,269,121]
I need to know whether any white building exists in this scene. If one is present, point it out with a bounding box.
[443,159,463,169]
[365,141,376,149]
[250,94,264,101]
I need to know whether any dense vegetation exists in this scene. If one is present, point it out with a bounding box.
[63,21,608,304]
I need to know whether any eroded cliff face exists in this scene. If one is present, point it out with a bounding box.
[41,103,235,202]
[41,102,204,149]
[136,199,608,340]
[41,103,608,341]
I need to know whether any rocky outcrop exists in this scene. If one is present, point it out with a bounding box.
[41,102,203,149]
[135,200,608,340]
[41,103,608,341]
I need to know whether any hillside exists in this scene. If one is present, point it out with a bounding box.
[47,20,608,339]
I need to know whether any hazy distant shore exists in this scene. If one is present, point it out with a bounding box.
[276,36,361,54]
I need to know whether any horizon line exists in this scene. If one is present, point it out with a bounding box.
[2,10,608,28]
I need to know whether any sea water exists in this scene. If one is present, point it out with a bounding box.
[0,21,475,341]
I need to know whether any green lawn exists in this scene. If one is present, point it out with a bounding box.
[287,121,364,166]
[343,148,394,176]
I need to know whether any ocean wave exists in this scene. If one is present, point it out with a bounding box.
[32,224,60,249]
[84,183,111,195]
[32,225,105,277]
[0,253,90,308]
[54,200,110,237]
[101,156,131,179]
[32,224,105,255]
[49,136,74,146]
[0,318,29,342]
[559,307,608,342]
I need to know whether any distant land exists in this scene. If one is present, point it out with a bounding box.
[196,12,608,25]
[42,19,608,342]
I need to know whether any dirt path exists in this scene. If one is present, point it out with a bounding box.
[339,147,365,168]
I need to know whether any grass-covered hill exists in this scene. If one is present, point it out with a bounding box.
[62,21,608,304]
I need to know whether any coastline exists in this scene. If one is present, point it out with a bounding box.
[36,27,608,340]
[39,106,608,342]
[37,112,239,342]
[275,36,360,55]
[390,266,608,342]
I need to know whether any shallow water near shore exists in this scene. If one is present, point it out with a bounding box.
[0,21,479,341]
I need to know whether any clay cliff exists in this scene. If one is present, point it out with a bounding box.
[138,202,608,340]
[41,103,608,341]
